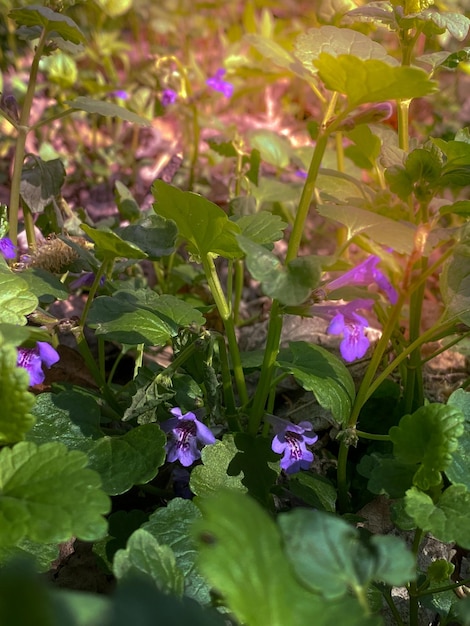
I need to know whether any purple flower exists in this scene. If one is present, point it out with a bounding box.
[268,415,318,474]
[17,341,60,386]
[161,89,178,106]
[69,272,105,290]
[161,407,216,467]
[0,237,16,259]
[311,299,375,362]
[327,255,397,305]
[109,89,129,100]
[206,69,233,98]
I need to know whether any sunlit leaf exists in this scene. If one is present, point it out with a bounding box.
[316,203,419,254]
[295,26,397,73]
[440,243,470,325]
[190,435,247,498]
[314,54,437,105]
[248,129,294,168]
[233,212,286,246]
[9,5,85,44]
[66,96,151,125]
[194,491,381,626]
[142,498,211,605]
[0,264,38,325]
[0,441,109,547]
[0,333,35,445]
[116,214,178,258]
[152,180,242,259]
[113,528,184,595]
[81,224,148,260]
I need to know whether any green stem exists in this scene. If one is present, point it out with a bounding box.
[408,528,424,626]
[9,27,48,247]
[356,430,391,441]
[202,254,248,406]
[380,586,406,626]
[23,205,37,250]
[416,578,470,597]
[232,259,244,326]
[404,257,427,413]
[79,258,110,327]
[249,106,352,434]
[215,334,240,430]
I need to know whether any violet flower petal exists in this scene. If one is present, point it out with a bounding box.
[0,237,16,259]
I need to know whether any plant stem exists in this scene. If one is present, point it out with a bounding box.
[248,107,352,434]
[202,254,248,406]
[9,27,48,247]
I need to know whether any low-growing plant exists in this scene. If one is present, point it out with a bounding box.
[1,1,470,625]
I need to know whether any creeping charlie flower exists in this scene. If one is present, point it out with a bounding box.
[206,69,234,98]
[17,341,60,386]
[0,237,16,259]
[311,298,375,362]
[69,272,105,290]
[327,255,397,305]
[161,89,178,106]
[161,407,216,467]
[268,415,318,474]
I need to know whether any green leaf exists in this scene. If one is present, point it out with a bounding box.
[0,538,59,573]
[314,54,436,105]
[405,146,443,184]
[20,268,68,303]
[66,96,150,126]
[152,180,242,259]
[295,25,397,73]
[278,508,415,598]
[233,211,286,246]
[316,203,420,254]
[389,404,465,490]
[190,435,247,498]
[116,214,177,259]
[28,392,166,495]
[113,528,184,595]
[86,425,166,495]
[277,341,355,424]
[94,0,132,17]
[417,10,470,42]
[289,472,337,512]
[248,129,294,168]
[238,235,321,305]
[206,136,238,157]
[344,125,381,170]
[357,453,416,498]
[194,491,380,626]
[107,576,226,626]
[0,333,35,444]
[142,498,211,605]
[244,34,309,79]
[440,243,470,325]
[0,264,38,325]
[228,433,279,506]
[87,290,205,346]
[20,157,65,214]
[80,224,148,260]
[9,5,85,44]
[405,484,470,548]
[114,181,141,222]
[446,389,470,489]
[0,441,109,547]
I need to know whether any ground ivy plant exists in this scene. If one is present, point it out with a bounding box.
[1,1,470,625]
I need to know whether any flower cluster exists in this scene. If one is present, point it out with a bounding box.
[206,69,233,98]
[311,255,397,362]
[17,341,60,386]
[161,407,216,467]
[268,415,318,474]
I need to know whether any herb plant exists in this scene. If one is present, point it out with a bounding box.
[1,1,470,625]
